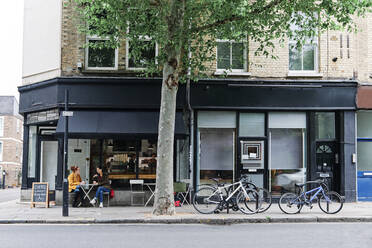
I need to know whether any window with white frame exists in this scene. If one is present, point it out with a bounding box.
[216,38,246,71]
[16,119,20,133]
[0,117,4,137]
[289,22,318,72]
[86,37,118,70]
[0,141,3,161]
[126,37,157,70]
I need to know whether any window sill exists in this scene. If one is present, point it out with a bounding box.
[287,72,323,78]
[214,71,251,76]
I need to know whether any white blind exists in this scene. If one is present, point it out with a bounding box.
[269,112,306,129]
[198,111,236,128]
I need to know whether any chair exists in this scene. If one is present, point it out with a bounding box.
[103,191,110,207]
[173,182,189,206]
[130,180,145,206]
[179,179,192,205]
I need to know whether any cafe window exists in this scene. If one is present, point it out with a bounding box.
[28,126,37,178]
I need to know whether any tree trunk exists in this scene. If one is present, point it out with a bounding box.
[152,62,178,215]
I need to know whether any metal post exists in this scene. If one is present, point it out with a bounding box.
[2,170,5,189]
[62,89,69,217]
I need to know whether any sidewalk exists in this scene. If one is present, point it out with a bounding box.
[1,200,372,224]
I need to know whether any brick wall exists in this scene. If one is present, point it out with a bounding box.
[0,115,23,187]
[57,2,372,83]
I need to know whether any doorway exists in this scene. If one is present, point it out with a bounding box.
[40,139,58,190]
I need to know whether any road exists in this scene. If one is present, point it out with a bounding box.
[0,188,19,203]
[0,223,371,248]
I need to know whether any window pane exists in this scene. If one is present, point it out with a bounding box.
[28,126,37,178]
[289,45,302,70]
[232,43,244,69]
[200,129,233,184]
[217,42,230,69]
[357,142,372,171]
[315,112,335,140]
[270,129,303,170]
[303,44,315,70]
[128,40,156,68]
[88,40,116,68]
[357,112,372,138]
[239,113,265,137]
[270,128,305,194]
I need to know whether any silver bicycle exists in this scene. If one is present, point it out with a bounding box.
[192,176,259,214]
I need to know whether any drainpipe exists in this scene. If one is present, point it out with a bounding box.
[186,33,194,189]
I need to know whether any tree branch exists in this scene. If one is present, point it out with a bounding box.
[191,0,287,33]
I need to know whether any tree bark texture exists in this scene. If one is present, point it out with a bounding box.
[153,0,184,216]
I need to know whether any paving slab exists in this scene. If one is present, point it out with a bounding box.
[0,199,372,224]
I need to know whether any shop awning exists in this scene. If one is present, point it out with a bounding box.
[56,111,188,137]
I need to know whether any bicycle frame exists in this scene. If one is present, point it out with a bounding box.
[216,181,250,201]
[292,185,330,205]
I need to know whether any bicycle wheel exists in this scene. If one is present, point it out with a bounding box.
[255,188,272,213]
[192,186,221,214]
[236,189,259,215]
[278,192,303,214]
[318,191,343,214]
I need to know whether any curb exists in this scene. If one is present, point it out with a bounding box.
[1,216,372,225]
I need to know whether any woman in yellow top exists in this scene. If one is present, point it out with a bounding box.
[68,166,85,207]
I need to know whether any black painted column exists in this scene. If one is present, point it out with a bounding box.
[21,124,29,189]
[341,111,357,202]
[55,137,64,190]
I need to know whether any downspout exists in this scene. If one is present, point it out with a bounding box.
[186,30,194,189]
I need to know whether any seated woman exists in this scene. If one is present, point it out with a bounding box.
[90,166,111,208]
[68,166,85,207]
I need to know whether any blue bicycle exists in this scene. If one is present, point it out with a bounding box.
[278,179,343,214]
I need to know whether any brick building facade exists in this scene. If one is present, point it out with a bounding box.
[19,0,372,203]
[0,96,23,187]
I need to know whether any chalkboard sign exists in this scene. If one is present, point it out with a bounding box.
[31,182,49,208]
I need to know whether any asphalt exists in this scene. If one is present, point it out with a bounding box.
[1,198,372,224]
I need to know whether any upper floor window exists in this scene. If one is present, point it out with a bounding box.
[289,19,318,73]
[0,117,4,137]
[86,37,118,70]
[85,9,118,70]
[217,39,246,72]
[0,141,3,161]
[16,119,20,133]
[126,37,157,70]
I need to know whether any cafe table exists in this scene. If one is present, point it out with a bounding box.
[80,183,96,202]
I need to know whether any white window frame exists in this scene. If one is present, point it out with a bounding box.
[126,35,158,70]
[85,35,119,70]
[0,141,3,161]
[288,38,318,74]
[0,117,4,137]
[16,119,20,133]
[216,39,247,73]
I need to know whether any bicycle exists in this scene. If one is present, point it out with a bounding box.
[192,176,260,214]
[278,178,344,214]
[242,176,272,213]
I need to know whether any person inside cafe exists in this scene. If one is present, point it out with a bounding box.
[90,166,111,208]
[128,153,136,173]
[68,166,85,207]
[148,153,157,173]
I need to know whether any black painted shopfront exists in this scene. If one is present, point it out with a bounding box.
[19,77,358,203]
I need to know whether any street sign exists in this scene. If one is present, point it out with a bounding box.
[62,111,73,117]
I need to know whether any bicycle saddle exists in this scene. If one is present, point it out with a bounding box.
[295,183,306,188]
[210,178,222,184]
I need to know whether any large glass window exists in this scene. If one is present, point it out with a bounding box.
[199,128,234,185]
[269,112,306,195]
[315,112,336,140]
[357,112,372,172]
[239,113,265,137]
[0,141,3,161]
[0,117,4,136]
[28,126,37,178]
